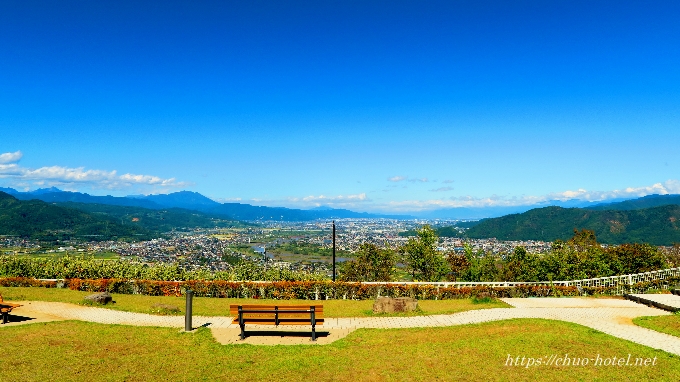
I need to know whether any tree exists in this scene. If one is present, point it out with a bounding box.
[339,243,396,282]
[606,243,667,274]
[502,246,541,282]
[401,225,449,281]
[446,252,470,281]
[663,244,680,267]
[567,229,599,252]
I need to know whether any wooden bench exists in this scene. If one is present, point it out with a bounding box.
[230,304,324,341]
[0,294,22,324]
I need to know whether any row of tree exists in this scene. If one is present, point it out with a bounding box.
[340,225,674,282]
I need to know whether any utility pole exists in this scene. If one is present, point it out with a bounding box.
[332,220,336,282]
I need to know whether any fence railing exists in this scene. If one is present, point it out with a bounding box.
[361,267,680,295]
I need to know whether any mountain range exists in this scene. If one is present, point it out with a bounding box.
[0,188,410,221]
[3,187,680,221]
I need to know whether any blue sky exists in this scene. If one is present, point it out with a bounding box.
[1,1,679,213]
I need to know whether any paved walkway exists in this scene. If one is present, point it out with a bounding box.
[3,298,680,352]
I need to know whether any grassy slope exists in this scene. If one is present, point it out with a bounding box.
[634,315,680,338]
[0,287,510,317]
[0,319,678,381]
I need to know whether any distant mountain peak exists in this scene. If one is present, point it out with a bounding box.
[29,187,63,195]
[0,187,19,195]
[309,206,333,211]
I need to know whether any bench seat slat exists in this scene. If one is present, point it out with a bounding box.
[231,319,325,325]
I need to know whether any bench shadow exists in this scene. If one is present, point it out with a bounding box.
[2,315,35,324]
[241,330,330,339]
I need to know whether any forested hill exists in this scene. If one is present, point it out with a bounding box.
[56,202,250,232]
[0,192,154,241]
[464,205,680,245]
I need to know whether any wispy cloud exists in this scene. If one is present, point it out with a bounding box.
[429,186,454,192]
[242,193,370,209]
[442,179,454,184]
[0,151,189,193]
[388,175,428,183]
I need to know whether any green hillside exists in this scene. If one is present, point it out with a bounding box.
[56,202,248,232]
[0,192,154,241]
[465,205,680,245]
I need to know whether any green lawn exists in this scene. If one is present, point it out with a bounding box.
[635,315,680,338]
[0,286,511,317]
[0,319,677,381]
[7,250,121,259]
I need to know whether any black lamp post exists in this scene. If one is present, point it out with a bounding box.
[332,220,336,282]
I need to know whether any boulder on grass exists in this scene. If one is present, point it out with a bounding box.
[373,297,418,314]
[84,292,113,305]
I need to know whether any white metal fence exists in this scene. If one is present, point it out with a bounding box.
[33,267,680,295]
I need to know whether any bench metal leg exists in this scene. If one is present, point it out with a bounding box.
[1,312,7,324]
[311,306,316,341]
[238,305,245,340]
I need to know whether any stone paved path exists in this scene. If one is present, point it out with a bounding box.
[630,293,680,310]
[3,298,680,352]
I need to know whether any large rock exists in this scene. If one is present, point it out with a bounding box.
[84,292,113,305]
[373,297,418,314]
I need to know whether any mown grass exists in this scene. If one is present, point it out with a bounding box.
[0,319,678,381]
[0,286,511,317]
[635,314,680,338]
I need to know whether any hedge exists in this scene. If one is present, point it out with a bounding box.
[0,277,644,299]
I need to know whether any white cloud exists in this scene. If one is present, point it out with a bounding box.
[226,180,680,214]
[0,151,22,164]
[544,180,680,201]
[388,176,407,182]
[0,151,188,192]
[366,180,680,212]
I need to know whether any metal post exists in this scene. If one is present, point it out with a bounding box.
[185,289,193,331]
[332,221,336,282]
